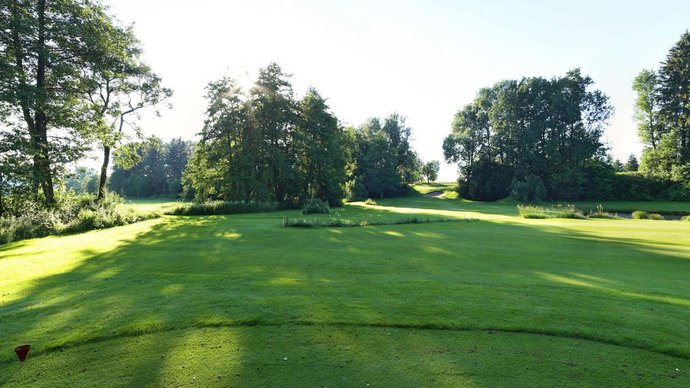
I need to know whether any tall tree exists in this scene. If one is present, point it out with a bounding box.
[638,32,690,180]
[82,23,171,200]
[625,154,639,172]
[296,88,346,206]
[633,70,661,150]
[0,0,129,205]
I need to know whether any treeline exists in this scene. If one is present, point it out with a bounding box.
[109,137,193,198]
[183,63,430,207]
[444,32,690,202]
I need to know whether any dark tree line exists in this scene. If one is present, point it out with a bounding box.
[184,63,424,206]
[109,137,192,198]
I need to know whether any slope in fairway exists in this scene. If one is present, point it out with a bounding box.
[1,196,689,386]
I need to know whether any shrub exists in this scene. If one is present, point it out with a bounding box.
[631,210,665,220]
[0,193,159,245]
[364,198,378,206]
[664,183,690,201]
[167,201,277,216]
[631,210,649,219]
[587,204,617,219]
[302,198,330,215]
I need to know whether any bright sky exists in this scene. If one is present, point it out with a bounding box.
[102,0,690,181]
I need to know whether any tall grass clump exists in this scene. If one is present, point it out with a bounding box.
[167,201,277,216]
[517,204,585,219]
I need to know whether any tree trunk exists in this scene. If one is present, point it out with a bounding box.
[0,171,5,216]
[35,0,55,205]
[98,146,111,201]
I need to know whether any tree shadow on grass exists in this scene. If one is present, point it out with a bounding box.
[1,212,690,385]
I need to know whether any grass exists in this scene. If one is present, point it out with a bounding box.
[1,190,690,385]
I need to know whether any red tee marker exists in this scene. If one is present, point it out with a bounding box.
[15,345,30,362]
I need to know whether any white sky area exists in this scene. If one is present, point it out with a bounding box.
[97,0,690,181]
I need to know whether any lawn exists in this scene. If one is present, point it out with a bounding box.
[1,193,690,386]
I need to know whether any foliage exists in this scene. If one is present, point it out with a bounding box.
[517,204,585,219]
[344,115,421,199]
[444,69,613,201]
[184,65,347,207]
[64,167,99,195]
[364,198,378,205]
[421,160,440,183]
[301,198,330,215]
[109,137,193,198]
[166,201,277,216]
[636,32,690,181]
[625,154,640,172]
[0,193,159,244]
[284,216,464,228]
[631,210,665,220]
[0,0,157,206]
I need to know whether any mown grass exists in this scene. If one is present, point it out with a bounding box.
[1,192,690,386]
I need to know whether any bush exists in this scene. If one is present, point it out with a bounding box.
[302,198,330,215]
[664,183,690,201]
[631,210,649,219]
[364,198,378,206]
[0,193,159,245]
[631,210,665,220]
[167,201,277,216]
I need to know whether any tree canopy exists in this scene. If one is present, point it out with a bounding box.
[443,69,613,201]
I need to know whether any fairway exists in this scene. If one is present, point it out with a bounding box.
[1,195,690,386]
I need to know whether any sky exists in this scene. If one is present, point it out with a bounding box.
[101,0,690,181]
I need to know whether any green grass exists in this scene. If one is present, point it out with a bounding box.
[119,198,182,213]
[2,192,690,386]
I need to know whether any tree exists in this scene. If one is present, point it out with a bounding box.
[345,115,421,199]
[82,24,171,200]
[184,64,351,206]
[0,0,135,205]
[65,167,99,194]
[295,89,346,206]
[639,32,690,180]
[421,161,440,183]
[443,69,613,201]
[633,70,662,150]
[625,154,639,172]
